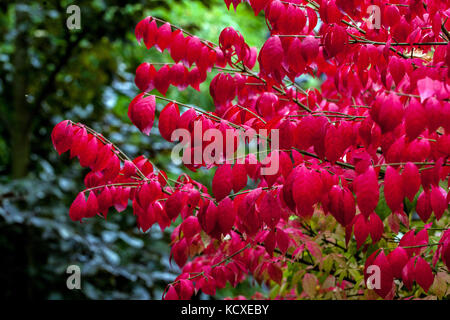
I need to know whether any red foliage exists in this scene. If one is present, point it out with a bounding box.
[52,0,450,300]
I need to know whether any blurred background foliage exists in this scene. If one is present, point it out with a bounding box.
[0,0,267,299]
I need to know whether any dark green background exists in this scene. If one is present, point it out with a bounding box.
[0,0,267,299]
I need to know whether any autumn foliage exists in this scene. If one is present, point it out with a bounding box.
[52,0,450,300]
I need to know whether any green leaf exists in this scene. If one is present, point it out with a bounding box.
[321,255,334,273]
[349,268,361,282]
[269,284,280,299]
[430,272,450,299]
[302,273,318,298]
[338,270,348,283]
[375,187,391,221]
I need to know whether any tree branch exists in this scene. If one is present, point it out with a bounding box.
[31,29,87,122]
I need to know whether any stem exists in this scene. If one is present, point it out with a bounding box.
[441,20,450,41]
[237,63,313,113]
[82,182,143,193]
[71,121,148,180]
[151,17,217,50]
[212,243,252,267]
[349,39,448,46]
[165,243,252,293]
[375,161,449,168]
[399,242,443,249]
[147,62,240,73]
[236,104,267,124]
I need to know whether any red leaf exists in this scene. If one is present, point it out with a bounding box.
[373,250,394,298]
[85,191,99,218]
[159,102,180,142]
[164,285,179,300]
[402,162,421,202]
[217,197,235,235]
[232,163,247,193]
[268,263,283,285]
[323,24,347,58]
[51,120,73,155]
[155,22,172,53]
[384,5,400,28]
[212,164,233,201]
[368,212,384,244]
[264,230,276,257]
[402,257,416,291]
[181,216,200,239]
[169,63,188,89]
[387,247,409,279]
[210,73,237,108]
[249,0,270,16]
[300,36,319,62]
[259,192,281,229]
[325,124,345,163]
[155,202,171,231]
[136,181,162,209]
[258,36,284,77]
[320,0,341,24]
[442,237,450,270]
[425,97,443,132]
[430,185,447,220]
[202,201,219,236]
[416,190,432,223]
[388,56,405,86]
[154,64,171,96]
[169,31,187,64]
[256,92,278,118]
[128,93,156,135]
[306,7,318,33]
[70,193,86,222]
[70,127,88,158]
[415,256,434,292]
[186,36,203,67]
[405,98,426,141]
[79,135,99,168]
[276,228,290,254]
[178,279,194,300]
[135,62,156,92]
[135,17,150,44]
[187,67,206,91]
[365,249,394,299]
[354,214,369,249]
[328,185,355,227]
[418,77,438,103]
[292,167,323,218]
[165,191,185,221]
[177,108,197,131]
[437,134,450,157]
[139,202,156,232]
[172,238,188,267]
[376,93,404,133]
[143,19,158,50]
[384,166,404,213]
[354,167,379,218]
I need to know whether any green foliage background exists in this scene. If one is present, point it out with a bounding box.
[0,0,266,299]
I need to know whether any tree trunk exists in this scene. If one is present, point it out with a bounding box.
[10,129,31,179]
[11,4,31,179]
